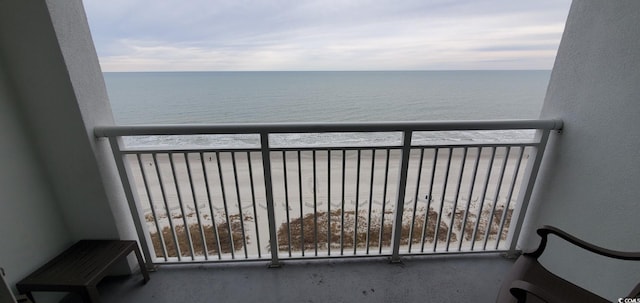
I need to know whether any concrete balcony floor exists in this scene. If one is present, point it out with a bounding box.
[63,254,514,303]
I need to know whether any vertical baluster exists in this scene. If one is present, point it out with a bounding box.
[297,150,305,256]
[353,150,362,254]
[446,148,468,251]
[327,149,332,256]
[433,148,453,252]
[231,152,249,258]
[378,148,391,254]
[199,152,223,260]
[496,146,524,250]
[482,147,511,250]
[169,153,196,260]
[471,147,496,250]
[152,153,181,261]
[136,154,168,260]
[185,152,209,259]
[420,148,439,252]
[215,152,235,259]
[340,149,346,255]
[313,150,318,256]
[408,148,426,252]
[282,151,292,257]
[246,152,262,258]
[365,149,376,254]
[458,148,481,251]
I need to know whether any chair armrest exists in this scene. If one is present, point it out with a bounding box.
[509,280,563,303]
[525,225,640,260]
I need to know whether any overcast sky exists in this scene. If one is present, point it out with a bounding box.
[83,0,571,72]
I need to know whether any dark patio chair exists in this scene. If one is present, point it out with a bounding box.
[496,225,640,303]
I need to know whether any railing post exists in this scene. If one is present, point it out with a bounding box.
[507,129,552,256]
[107,137,155,270]
[260,133,281,268]
[390,131,413,263]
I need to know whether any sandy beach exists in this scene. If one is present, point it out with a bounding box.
[127,146,531,258]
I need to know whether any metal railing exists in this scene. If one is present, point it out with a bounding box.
[95,119,562,267]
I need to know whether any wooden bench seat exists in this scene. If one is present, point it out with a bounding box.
[16,240,149,303]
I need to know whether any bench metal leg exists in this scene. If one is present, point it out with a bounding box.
[133,246,150,283]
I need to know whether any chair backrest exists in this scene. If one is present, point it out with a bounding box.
[0,268,18,303]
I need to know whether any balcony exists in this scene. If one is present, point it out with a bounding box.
[3,1,640,302]
[10,119,541,302]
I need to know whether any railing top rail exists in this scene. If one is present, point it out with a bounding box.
[94,119,563,137]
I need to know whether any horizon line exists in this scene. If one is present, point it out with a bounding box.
[102,69,552,73]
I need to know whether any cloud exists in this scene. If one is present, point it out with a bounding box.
[83,0,571,71]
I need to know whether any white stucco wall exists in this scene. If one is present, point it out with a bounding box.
[44,0,138,244]
[0,0,119,241]
[0,0,139,295]
[0,56,71,301]
[0,0,136,243]
[523,1,640,300]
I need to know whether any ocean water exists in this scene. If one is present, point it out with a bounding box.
[103,71,550,148]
